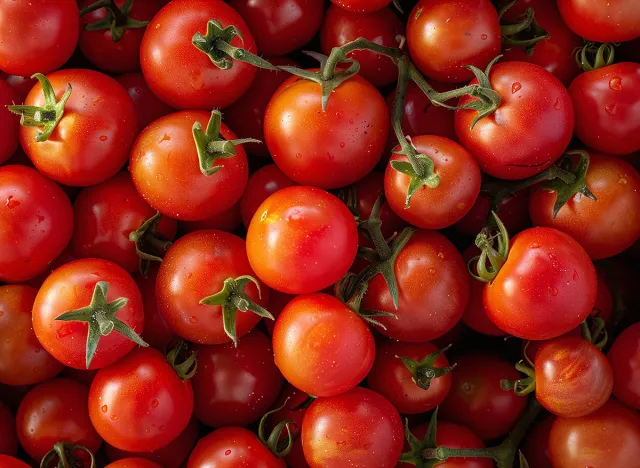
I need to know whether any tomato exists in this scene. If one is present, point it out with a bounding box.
[568,63,640,156]
[0,165,74,283]
[361,230,470,342]
[0,73,36,102]
[354,170,406,239]
[229,0,324,56]
[140,0,258,110]
[385,136,481,229]
[0,0,78,76]
[407,0,501,83]
[530,153,640,259]
[0,80,18,165]
[521,416,554,468]
[134,266,175,351]
[484,227,597,340]
[105,459,163,468]
[273,294,374,397]
[320,5,404,88]
[179,202,242,234]
[25,245,77,289]
[549,399,640,468]
[440,354,528,440]
[32,258,145,370]
[0,455,30,468]
[17,378,102,461]
[130,111,248,221]
[266,385,310,468]
[240,164,296,228]
[115,73,174,130]
[302,387,403,468]
[0,401,17,457]
[246,186,358,294]
[367,340,452,414]
[264,73,389,189]
[557,0,640,42]
[193,330,284,428]
[0,285,63,386]
[89,347,193,452]
[607,322,640,410]
[455,190,531,238]
[329,0,391,13]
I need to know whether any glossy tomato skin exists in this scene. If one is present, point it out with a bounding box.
[569,63,640,155]
[302,387,403,468]
[530,153,640,259]
[385,136,481,229]
[0,0,78,76]
[521,416,554,468]
[549,399,640,468]
[179,202,242,234]
[240,164,296,228]
[140,0,257,110]
[266,385,310,468]
[134,266,175,351]
[320,5,404,88]
[264,74,389,189]
[0,165,74,283]
[32,258,144,370]
[557,0,640,42]
[0,80,18,164]
[0,285,63,386]
[455,190,531,238]
[330,0,391,14]
[89,347,193,452]
[115,73,174,131]
[361,230,470,342]
[484,227,597,340]
[0,401,17,456]
[456,62,574,180]
[193,330,284,428]
[440,354,528,440]
[0,73,36,102]
[273,294,375,397]
[0,456,29,468]
[105,459,163,468]
[17,378,102,461]
[246,186,358,294]
[156,230,269,345]
[607,323,640,410]
[130,110,248,221]
[407,0,501,83]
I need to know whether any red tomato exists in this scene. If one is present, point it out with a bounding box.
[105,459,163,468]
[354,170,406,239]
[521,416,554,468]
[266,385,310,468]
[0,0,78,76]
[264,73,389,189]
[273,294,375,397]
[179,202,242,234]
[0,165,74,283]
[193,330,284,427]
[240,164,296,228]
[89,347,193,452]
[302,387,403,468]
[0,285,63,386]
[140,0,258,109]
[0,401,17,456]
[455,190,531,238]
[456,62,574,180]
[440,354,528,440]
[134,266,175,351]
[17,378,102,461]
[246,186,358,294]
[0,80,18,164]
[557,0,640,42]
[115,73,174,130]
[330,0,391,13]
[0,73,36,102]
[607,322,640,410]
[320,5,404,88]
[0,455,32,468]
[32,258,145,370]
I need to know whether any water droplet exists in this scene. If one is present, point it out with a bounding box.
[110,414,118,421]
[99,135,107,141]
[155,173,164,181]
[159,133,171,143]
[225,450,232,456]
[37,214,45,223]
[605,104,617,116]
[511,82,521,94]
[437,252,444,259]
[151,399,159,408]
[5,196,20,208]
[34,347,40,353]
[529,243,539,249]
[335,110,344,118]
[549,286,558,296]
[0,311,3,317]
[101,405,108,413]
[480,34,488,40]
[339,142,345,148]
[295,153,302,159]
[336,440,347,447]
[429,268,436,274]
[327,152,334,161]
[553,97,561,110]
[189,69,204,90]
[619,177,627,184]
[573,270,579,280]
[159,425,166,432]
[348,118,354,124]
[189,316,197,323]
[609,76,622,91]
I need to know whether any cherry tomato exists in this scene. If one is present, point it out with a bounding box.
[0,455,31,468]
[179,202,242,234]
[557,0,640,42]
[240,164,296,228]
[0,401,17,457]
[0,0,79,76]
[0,80,18,165]
[455,189,531,238]
[264,73,389,189]
[115,73,174,130]
[89,347,193,452]
[246,186,358,294]
[329,0,391,13]
[135,266,175,351]
[0,165,74,283]
[105,459,163,468]
[266,385,310,468]
[302,387,403,468]
[0,74,36,102]
[607,322,640,410]
[521,416,554,468]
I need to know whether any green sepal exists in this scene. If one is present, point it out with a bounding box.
[519,451,530,468]
[80,0,149,42]
[576,42,616,71]
[500,360,536,396]
[165,339,198,381]
[499,0,550,56]
[399,344,456,390]
[399,410,441,468]
[390,155,440,208]
[40,441,95,468]
[258,403,295,458]
[128,211,173,277]
[468,211,510,283]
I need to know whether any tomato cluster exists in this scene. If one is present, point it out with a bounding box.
[1,0,640,467]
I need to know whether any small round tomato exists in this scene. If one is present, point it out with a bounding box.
[302,387,403,468]
[521,416,554,468]
[455,190,531,238]
[273,294,374,397]
[134,266,175,351]
[246,186,358,294]
[607,322,640,410]
[0,165,74,283]
[89,347,194,452]
[557,0,640,42]
[266,385,310,468]
[106,459,163,468]
[330,0,391,13]
[0,455,32,468]
[0,80,18,165]
[0,73,35,102]
[0,401,17,457]
[179,202,242,234]
[115,73,174,130]
[240,164,296,228]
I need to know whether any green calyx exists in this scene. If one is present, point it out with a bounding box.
[258,404,296,459]
[500,360,537,396]
[390,153,440,208]
[7,73,71,142]
[199,275,273,345]
[40,441,95,468]
[80,0,149,42]
[576,42,616,71]
[128,211,173,276]
[469,211,510,283]
[398,345,456,391]
[499,0,550,56]
[54,281,148,368]
[166,339,198,381]
[399,410,441,468]
[581,316,608,349]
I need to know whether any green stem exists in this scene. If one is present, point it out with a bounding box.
[40,442,95,468]
[321,37,404,81]
[80,0,149,42]
[576,42,615,71]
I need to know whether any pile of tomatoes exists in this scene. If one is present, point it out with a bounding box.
[1,0,640,467]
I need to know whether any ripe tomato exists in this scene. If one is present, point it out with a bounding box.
[264,73,389,189]
[105,459,163,468]
[273,294,375,397]
[246,186,358,294]
[0,455,32,468]
[330,0,391,13]
[440,354,528,440]
[240,164,296,228]
[193,330,284,428]
[302,387,403,468]
[179,202,242,234]
[134,266,175,351]
[484,227,597,340]
[89,347,194,452]
[320,5,404,88]
[0,285,63,386]
[455,190,531,238]
[607,322,640,410]
[140,0,258,110]
[115,73,174,130]
[456,62,574,180]
[407,0,501,83]
[557,0,640,42]
[568,62,640,155]
[17,378,102,461]
[32,258,145,370]
[266,385,310,468]
[0,401,17,457]
[0,73,35,102]
[0,80,18,164]
[0,165,74,283]
[0,0,78,76]
[521,416,554,468]
[130,111,248,221]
